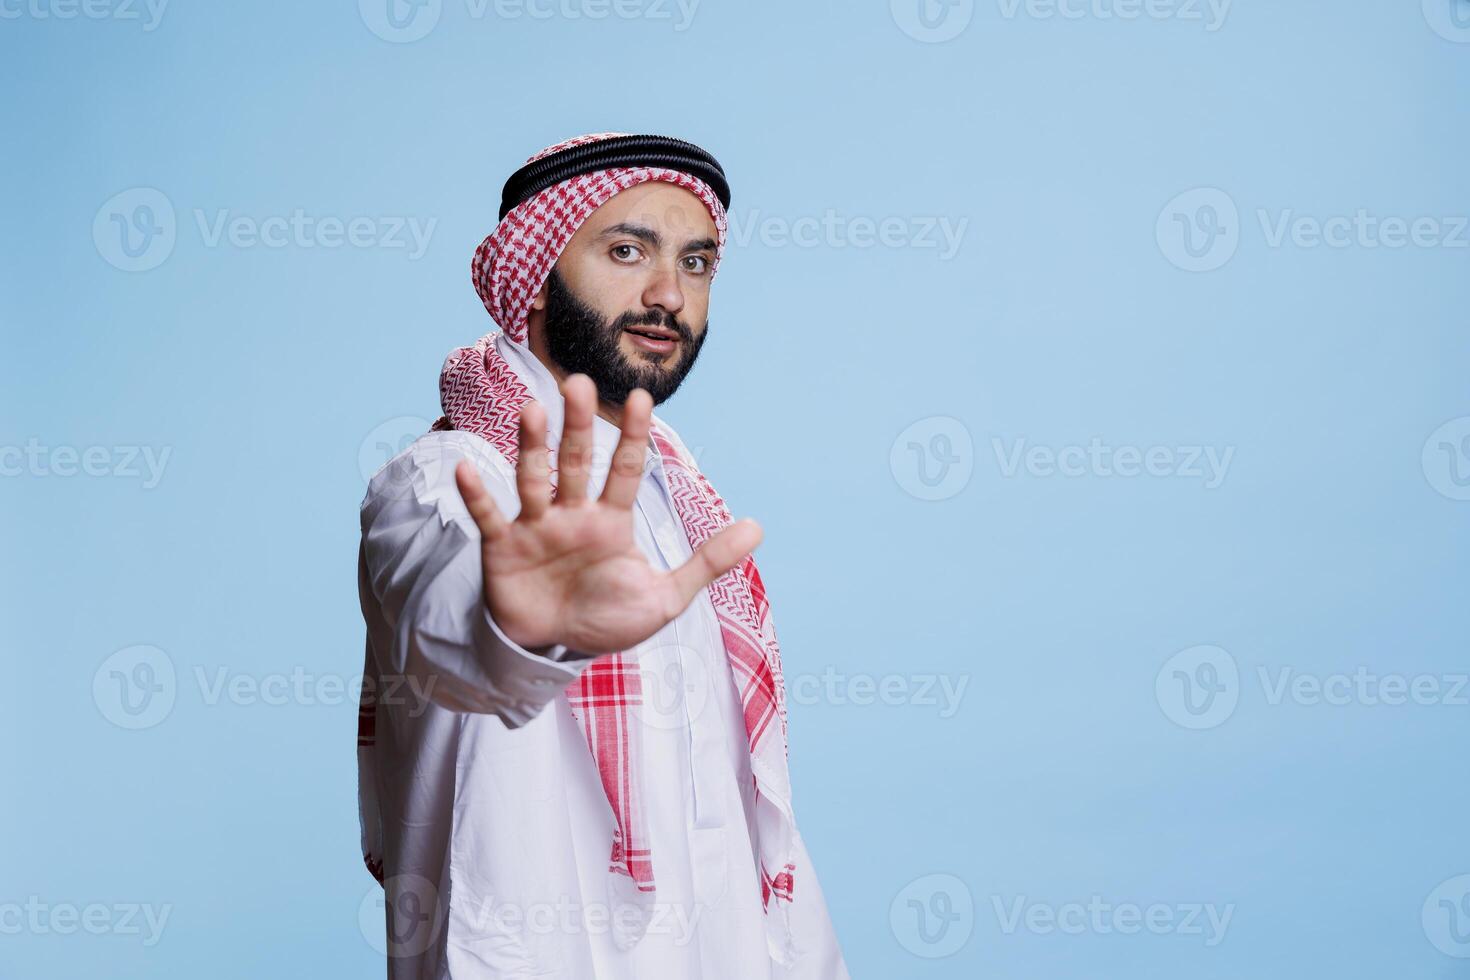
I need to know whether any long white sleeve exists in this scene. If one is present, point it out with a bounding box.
[358,428,597,727]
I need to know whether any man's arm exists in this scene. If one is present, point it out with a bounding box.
[359,428,596,727]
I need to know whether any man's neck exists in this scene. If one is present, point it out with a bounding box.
[527,326,623,427]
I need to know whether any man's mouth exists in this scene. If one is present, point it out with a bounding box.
[622,324,680,355]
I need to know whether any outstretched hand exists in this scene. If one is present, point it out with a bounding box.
[453,374,762,655]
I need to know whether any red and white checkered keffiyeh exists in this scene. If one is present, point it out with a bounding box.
[360,134,799,963]
[471,132,730,344]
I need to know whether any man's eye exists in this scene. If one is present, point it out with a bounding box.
[681,255,710,274]
[611,244,641,262]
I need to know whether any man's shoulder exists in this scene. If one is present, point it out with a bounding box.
[360,428,514,524]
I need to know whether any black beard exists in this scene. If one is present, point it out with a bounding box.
[541,268,709,407]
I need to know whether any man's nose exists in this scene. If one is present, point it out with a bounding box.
[640,264,685,317]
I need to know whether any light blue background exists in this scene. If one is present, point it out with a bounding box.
[3,0,1468,976]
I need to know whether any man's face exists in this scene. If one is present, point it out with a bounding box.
[529,181,718,407]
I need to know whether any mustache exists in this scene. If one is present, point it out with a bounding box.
[611,307,695,343]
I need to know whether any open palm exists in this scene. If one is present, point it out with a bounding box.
[453,374,762,656]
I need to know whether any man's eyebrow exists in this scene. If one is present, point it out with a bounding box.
[598,222,662,249]
[597,223,716,254]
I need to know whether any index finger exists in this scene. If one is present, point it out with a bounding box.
[454,458,508,542]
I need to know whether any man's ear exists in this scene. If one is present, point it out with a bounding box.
[530,280,548,312]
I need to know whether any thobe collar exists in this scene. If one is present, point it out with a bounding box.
[493,332,661,489]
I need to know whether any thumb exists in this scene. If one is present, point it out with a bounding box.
[667,519,763,608]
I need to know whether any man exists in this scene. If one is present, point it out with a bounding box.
[356,133,850,978]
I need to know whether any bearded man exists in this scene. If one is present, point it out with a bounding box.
[356,133,850,979]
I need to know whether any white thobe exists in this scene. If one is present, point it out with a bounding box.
[356,333,850,979]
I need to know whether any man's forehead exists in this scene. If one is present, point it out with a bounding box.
[578,183,717,240]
